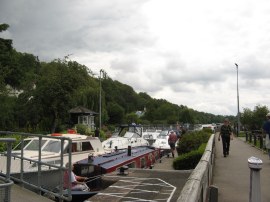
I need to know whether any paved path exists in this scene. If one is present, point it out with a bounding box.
[153,151,178,170]
[213,133,270,202]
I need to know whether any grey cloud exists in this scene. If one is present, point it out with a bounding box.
[0,0,154,60]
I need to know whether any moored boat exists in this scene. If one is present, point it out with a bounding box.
[142,129,162,146]
[0,131,105,174]
[102,124,149,152]
[152,130,180,157]
[73,146,161,176]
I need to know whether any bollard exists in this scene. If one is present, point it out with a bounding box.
[259,136,263,149]
[248,156,263,202]
[127,145,131,156]
[209,185,218,202]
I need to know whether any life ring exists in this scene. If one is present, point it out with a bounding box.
[51,133,62,136]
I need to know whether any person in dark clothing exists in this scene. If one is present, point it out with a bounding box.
[218,118,233,157]
[263,113,270,158]
[94,128,100,138]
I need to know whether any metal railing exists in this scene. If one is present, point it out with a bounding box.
[0,131,73,202]
[245,130,265,150]
[177,134,215,202]
[0,138,16,202]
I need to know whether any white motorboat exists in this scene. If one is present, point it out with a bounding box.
[0,132,105,174]
[152,130,178,151]
[142,129,162,146]
[102,124,149,152]
[194,124,215,132]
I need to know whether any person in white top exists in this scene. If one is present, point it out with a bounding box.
[63,163,89,191]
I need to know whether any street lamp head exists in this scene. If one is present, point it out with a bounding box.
[235,63,238,68]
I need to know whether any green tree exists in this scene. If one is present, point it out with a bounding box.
[125,112,139,124]
[107,102,125,124]
[0,23,12,93]
[253,105,269,130]
[180,108,195,124]
[33,59,90,132]
[241,108,253,130]
[240,105,269,130]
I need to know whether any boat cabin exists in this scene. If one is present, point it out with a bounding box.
[0,133,105,173]
[73,146,161,177]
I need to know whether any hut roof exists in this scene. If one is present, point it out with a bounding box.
[69,106,98,115]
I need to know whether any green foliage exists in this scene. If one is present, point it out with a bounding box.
[173,143,206,170]
[99,130,106,141]
[0,24,9,32]
[173,130,210,170]
[177,130,210,154]
[32,59,92,132]
[241,105,269,130]
[0,96,18,130]
[202,128,213,134]
[0,134,21,152]
[75,124,89,135]
[125,112,139,124]
[107,102,125,124]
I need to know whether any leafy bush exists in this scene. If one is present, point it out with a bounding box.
[202,128,213,134]
[0,134,21,152]
[173,143,206,170]
[177,130,210,155]
[75,124,89,135]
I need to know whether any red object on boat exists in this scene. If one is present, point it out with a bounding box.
[68,129,76,134]
[51,133,62,136]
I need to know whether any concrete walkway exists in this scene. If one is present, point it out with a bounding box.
[153,151,178,170]
[213,134,270,202]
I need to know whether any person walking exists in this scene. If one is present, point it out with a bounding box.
[168,130,178,158]
[218,118,233,157]
[263,113,270,158]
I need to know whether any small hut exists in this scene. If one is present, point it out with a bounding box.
[69,106,98,131]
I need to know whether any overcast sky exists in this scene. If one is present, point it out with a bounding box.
[1,0,270,116]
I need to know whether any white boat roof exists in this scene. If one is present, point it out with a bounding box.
[47,133,89,139]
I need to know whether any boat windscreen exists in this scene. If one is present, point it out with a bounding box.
[13,139,31,150]
[43,140,62,153]
[124,132,139,138]
[24,139,47,151]
[159,131,168,136]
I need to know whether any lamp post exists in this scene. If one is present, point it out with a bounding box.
[235,63,240,136]
[99,69,104,130]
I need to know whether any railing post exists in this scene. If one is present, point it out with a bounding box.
[248,156,262,202]
[253,134,257,147]
[259,135,263,149]
[0,138,16,202]
[249,133,252,143]
[246,132,248,142]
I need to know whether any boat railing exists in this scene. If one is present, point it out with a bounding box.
[177,134,215,202]
[0,138,15,202]
[0,131,74,202]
